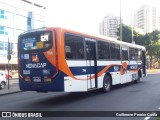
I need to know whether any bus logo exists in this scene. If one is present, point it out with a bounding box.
[32,55,39,62]
[120,62,127,75]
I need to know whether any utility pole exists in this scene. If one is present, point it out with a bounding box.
[120,0,122,41]
[131,12,134,44]
[7,38,11,89]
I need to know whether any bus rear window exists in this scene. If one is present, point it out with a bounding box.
[19,31,52,51]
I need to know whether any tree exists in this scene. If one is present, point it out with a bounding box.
[117,24,160,69]
[117,24,140,43]
[154,41,160,66]
[134,34,146,45]
[145,30,160,69]
[117,24,132,43]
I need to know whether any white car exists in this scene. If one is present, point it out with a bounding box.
[0,71,7,89]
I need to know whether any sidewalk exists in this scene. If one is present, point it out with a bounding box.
[147,69,160,73]
[0,78,22,96]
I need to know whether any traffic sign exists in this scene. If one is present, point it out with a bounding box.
[7,55,11,61]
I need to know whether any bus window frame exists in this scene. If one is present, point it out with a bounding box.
[109,43,121,61]
[97,40,110,60]
[129,47,142,61]
[64,33,86,61]
[97,40,121,61]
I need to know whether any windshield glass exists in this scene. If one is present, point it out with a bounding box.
[19,31,52,51]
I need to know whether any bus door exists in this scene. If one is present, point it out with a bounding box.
[86,40,97,89]
[121,47,129,83]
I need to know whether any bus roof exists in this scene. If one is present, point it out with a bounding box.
[53,27,146,51]
[20,27,146,51]
[93,34,146,51]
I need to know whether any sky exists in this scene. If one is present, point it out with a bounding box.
[45,0,160,34]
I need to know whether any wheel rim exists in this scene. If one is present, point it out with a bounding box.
[1,82,5,89]
[104,78,110,90]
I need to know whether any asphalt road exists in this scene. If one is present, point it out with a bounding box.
[0,73,160,120]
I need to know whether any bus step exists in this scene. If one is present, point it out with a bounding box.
[88,88,98,91]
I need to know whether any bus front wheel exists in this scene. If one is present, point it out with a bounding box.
[102,75,112,92]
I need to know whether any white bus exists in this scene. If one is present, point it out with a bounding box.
[18,27,147,92]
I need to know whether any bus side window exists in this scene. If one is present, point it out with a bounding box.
[65,46,72,59]
[65,33,84,60]
[98,41,110,60]
[66,53,72,59]
[138,50,142,60]
[110,43,120,60]
[129,48,134,60]
[78,48,84,59]
[122,47,128,60]
[130,48,139,60]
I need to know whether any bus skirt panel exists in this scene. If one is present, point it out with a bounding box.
[19,71,65,92]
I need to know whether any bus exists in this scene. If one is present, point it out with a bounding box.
[18,27,147,92]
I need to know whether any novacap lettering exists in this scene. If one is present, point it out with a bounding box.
[26,63,47,68]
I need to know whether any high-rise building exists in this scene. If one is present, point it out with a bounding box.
[134,5,160,34]
[99,15,120,38]
[0,0,46,71]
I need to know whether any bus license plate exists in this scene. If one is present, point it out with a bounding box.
[33,77,41,82]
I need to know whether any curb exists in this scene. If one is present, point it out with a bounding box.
[0,90,25,96]
[147,70,160,73]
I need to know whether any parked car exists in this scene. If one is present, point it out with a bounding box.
[5,71,12,79]
[0,71,7,89]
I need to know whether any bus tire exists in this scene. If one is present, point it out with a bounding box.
[102,75,112,92]
[134,72,140,83]
[0,81,5,89]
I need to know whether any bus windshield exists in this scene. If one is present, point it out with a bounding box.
[19,31,52,51]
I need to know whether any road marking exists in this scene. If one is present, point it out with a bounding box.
[144,117,151,120]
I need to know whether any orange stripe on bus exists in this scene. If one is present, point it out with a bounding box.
[86,64,119,80]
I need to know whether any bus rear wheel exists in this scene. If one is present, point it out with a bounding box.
[0,82,5,89]
[102,75,111,92]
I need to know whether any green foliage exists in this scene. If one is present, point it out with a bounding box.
[117,24,135,43]
[117,24,160,50]
[145,31,160,56]
[117,24,160,69]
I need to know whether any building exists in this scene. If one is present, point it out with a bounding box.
[134,5,160,34]
[0,0,46,72]
[99,15,120,38]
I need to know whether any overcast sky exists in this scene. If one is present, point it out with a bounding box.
[45,0,160,34]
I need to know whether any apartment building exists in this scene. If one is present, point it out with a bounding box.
[99,15,120,38]
[134,5,160,34]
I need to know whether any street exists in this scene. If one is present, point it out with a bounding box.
[0,72,160,120]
